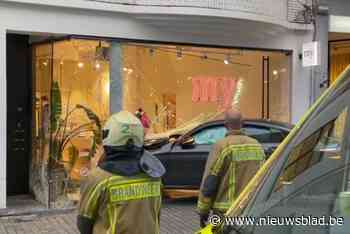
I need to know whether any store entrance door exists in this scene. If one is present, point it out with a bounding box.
[6,34,31,196]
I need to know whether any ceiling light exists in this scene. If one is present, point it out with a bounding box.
[95,63,101,69]
[224,54,230,65]
[78,62,84,68]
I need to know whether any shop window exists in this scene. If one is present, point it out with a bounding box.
[32,39,110,207]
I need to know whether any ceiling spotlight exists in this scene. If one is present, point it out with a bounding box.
[224,54,230,65]
[78,62,84,68]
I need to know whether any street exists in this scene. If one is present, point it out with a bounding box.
[0,199,199,234]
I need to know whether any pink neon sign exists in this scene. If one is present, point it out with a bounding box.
[192,77,237,110]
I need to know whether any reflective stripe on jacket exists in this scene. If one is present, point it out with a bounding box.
[197,130,265,214]
[78,167,161,234]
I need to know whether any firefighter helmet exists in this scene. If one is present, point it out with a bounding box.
[102,111,144,148]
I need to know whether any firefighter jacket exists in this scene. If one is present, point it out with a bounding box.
[77,149,162,234]
[197,130,265,215]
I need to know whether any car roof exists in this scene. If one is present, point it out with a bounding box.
[192,118,293,131]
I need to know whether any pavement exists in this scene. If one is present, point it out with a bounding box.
[0,199,200,234]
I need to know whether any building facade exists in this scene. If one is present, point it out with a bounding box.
[0,0,330,209]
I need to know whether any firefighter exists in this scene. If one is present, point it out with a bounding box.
[197,110,265,228]
[77,111,165,234]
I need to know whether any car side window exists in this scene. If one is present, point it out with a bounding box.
[274,108,348,192]
[251,107,349,234]
[269,128,288,143]
[243,125,288,143]
[243,126,272,143]
[193,126,227,145]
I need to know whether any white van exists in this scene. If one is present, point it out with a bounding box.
[198,66,350,234]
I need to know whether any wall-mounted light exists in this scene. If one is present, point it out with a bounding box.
[78,62,84,68]
[95,62,101,69]
[273,70,278,76]
[43,61,48,66]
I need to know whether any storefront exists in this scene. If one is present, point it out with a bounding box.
[0,0,316,209]
[28,38,292,207]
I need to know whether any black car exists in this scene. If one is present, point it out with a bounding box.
[145,119,292,189]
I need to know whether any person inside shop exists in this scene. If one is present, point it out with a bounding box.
[135,108,151,134]
[197,109,266,229]
[77,110,165,234]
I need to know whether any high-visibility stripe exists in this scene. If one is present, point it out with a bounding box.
[112,207,118,234]
[211,144,265,176]
[220,144,265,162]
[229,162,235,202]
[109,181,161,203]
[107,205,115,234]
[197,200,212,213]
[83,174,160,219]
[213,202,231,210]
[83,179,109,218]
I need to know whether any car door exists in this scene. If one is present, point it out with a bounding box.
[243,94,350,234]
[160,125,227,188]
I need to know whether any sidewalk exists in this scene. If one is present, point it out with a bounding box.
[0,199,199,234]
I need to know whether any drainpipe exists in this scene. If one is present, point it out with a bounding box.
[310,3,329,105]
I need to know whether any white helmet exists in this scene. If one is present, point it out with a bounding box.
[102,111,144,148]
